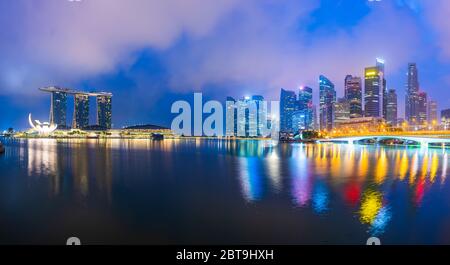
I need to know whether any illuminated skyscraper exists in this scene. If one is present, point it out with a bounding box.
[319,75,336,131]
[333,98,350,128]
[405,63,420,124]
[386,89,398,126]
[298,86,314,130]
[49,89,67,128]
[344,75,362,118]
[252,95,267,136]
[291,110,306,133]
[442,109,450,130]
[97,94,112,129]
[364,59,386,118]
[226,97,238,137]
[428,100,438,125]
[280,89,297,132]
[73,94,89,129]
[417,91,427,125]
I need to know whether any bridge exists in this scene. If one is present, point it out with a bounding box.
[317,132,450,147]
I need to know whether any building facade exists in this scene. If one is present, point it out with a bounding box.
[442,109,450,130]
[417,91,427,125]
[97,95,112,129]
[319,75,336,131]
[335,117,385,133]
[49,88,67,128]
[364,59,386,118]
[226,97,238,137]
[405,63,420,125]
[333,98,350,128]
[428,100,438,125]
[386,89,398,126]
[345,75,363,119]
[73,94,90,129]
[280,89,297,133]
[298,86,314,130]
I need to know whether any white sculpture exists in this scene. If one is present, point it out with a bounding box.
[28,114,57,135]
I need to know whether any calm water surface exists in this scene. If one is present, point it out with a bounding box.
[1,138,450,244]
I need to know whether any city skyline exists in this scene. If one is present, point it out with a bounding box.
[2,0,450,130]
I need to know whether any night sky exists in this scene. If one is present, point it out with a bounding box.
[1,0,450,130]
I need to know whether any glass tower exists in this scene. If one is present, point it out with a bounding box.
[428,100,438,125]
[97,95,112,129]
[386,89,398,126]
[417,91,427,125]
[226,97,238,137]
[50,90,67,128]
[280,89,297,133]
[319,75,336,131]
[364,59,386,118]
[298,86,314,130]
[345,75,362,118]
[406,63,420,124]
[73,94,90,129]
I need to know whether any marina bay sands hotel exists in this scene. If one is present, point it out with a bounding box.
[39,86,112,130]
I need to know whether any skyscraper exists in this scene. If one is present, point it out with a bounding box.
[428,100,438,125]
[97,94,112,129]
[49,89,67,128]
[442,109,450,130]
[298,86,314,130]
[386,89,398,126]
[364,59,386,118]
[252,95,267,136]
[319,75,336,131]
[333,98,350,128]
[377,59,388,120]
[291,110,306,133]
[226,97,238,137]
[417,91,427,125]
[345,75,362,119]
[405,63,420,124]
[312,105,318,130]
[280,89,297,132]
[73,94,89,129]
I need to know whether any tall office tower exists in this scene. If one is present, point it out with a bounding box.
[312,105,318,130]
[333,97,350,128]
[226,97,238,137]
[386,89,398,126]
[428,100,438,125]
[291,110,306,133]
[49,89,67,128]
[345,75,362,119]
[442,109,450,130]
[97,95,112,129]
[237,97,258,137]
[252,95,267,136]
[280,89,297,132]
[405,63,420,124]
[376,59,387,119]
[417,91,427,125]
[319,75,336,131]
[72,94,89,129]
[298,86,314,130]
[364,59,386,118]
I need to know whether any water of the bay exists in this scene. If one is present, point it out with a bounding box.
[0,138,449,244]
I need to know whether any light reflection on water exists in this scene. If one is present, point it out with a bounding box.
[1,138,450,244]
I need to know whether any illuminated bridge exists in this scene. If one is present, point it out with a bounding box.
[317,132,450,147]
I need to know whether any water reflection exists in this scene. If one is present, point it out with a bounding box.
[2,139,450,243]
[232,142,450,237]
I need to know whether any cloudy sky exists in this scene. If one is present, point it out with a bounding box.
[1,0,450,129]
